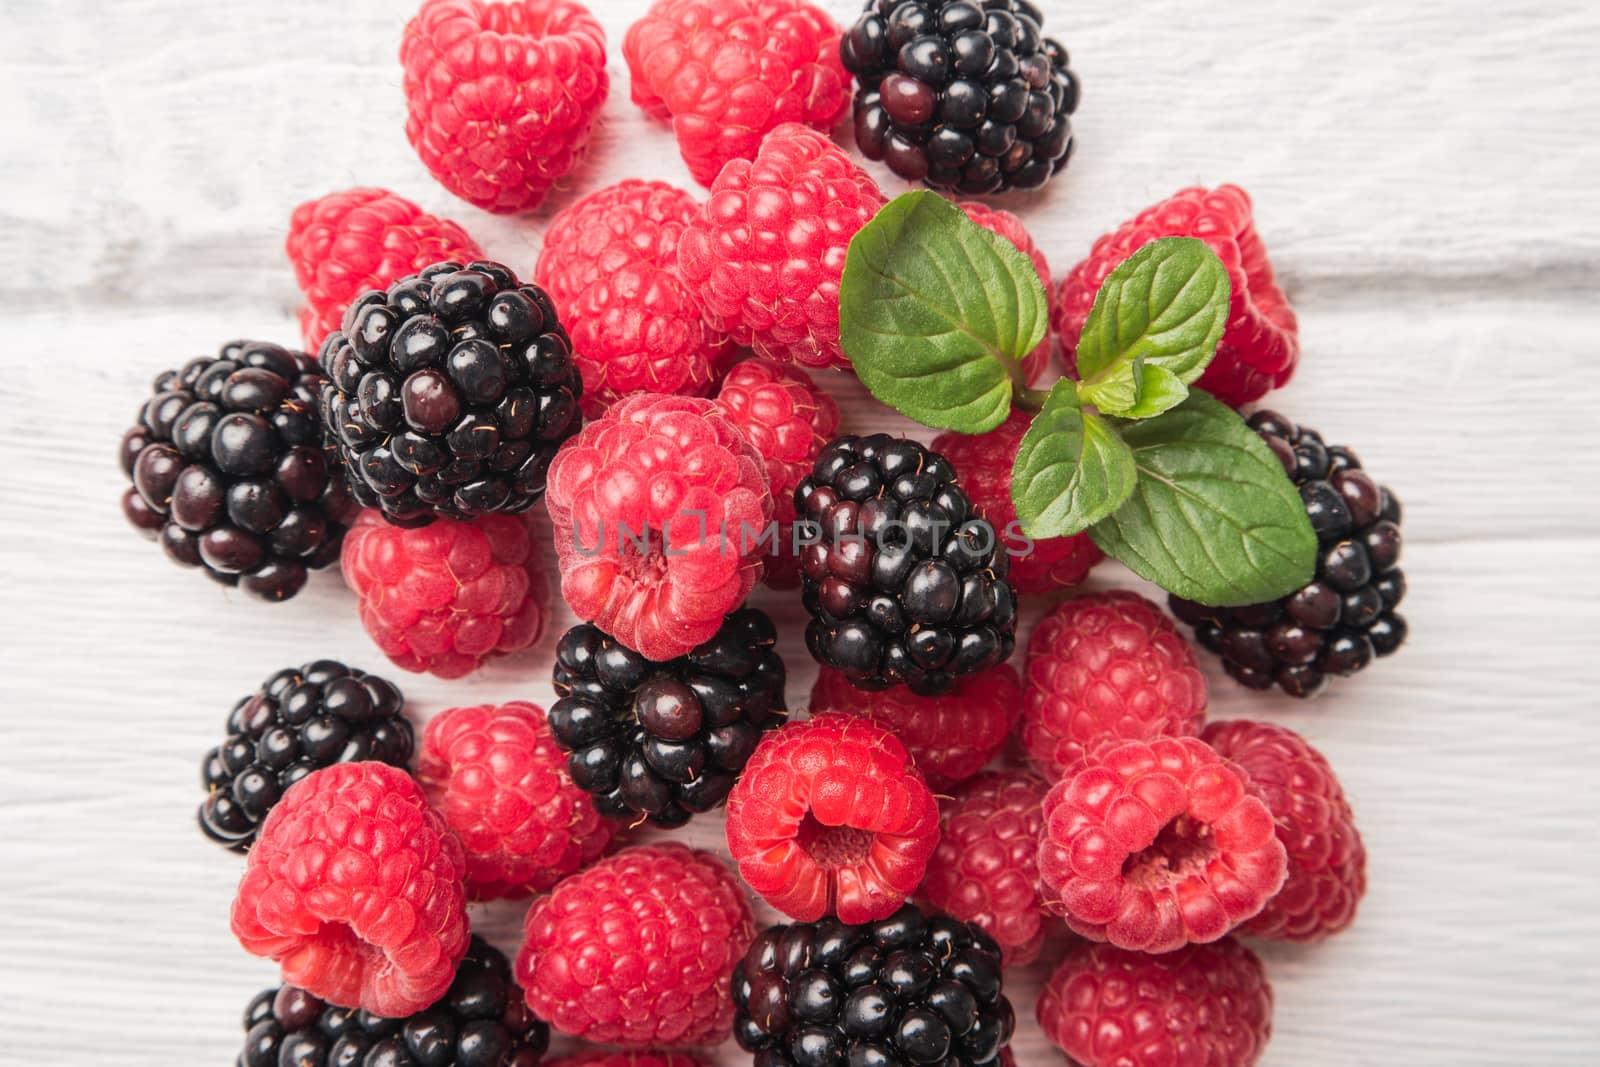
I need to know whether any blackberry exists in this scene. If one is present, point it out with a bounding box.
[118,340,356,601]
[1169,410,1409,698]
[318,259,583,526]
[548,609,787,829]
[732,904,1014,1067]
[794,435,1016,697]
[199,659,413,851]
[839,0,1079,194]
[236,936,548,1067]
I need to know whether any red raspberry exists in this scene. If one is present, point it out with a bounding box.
[931,409,1103,596]
[286,187,483,351]
[401,0,609,214]
[341,509,549,680]
[623,0,850,187]
[416,701,615,900]
[725,712,940,924]
[1038,736,1288,953]
[1038,937,1273,1067]
[1055,185,1299,407]
[957,202,1053,384]
[547,1055,707,1067]
[807,664,1018,791]
[1202,719,1367,941]
[677,123,885,370]
[229,762,469,1017]
[713,358,841,588]
[1021,591,1207,778]
[515,843,753,1047]
[919,769,1052,965]
[545,393,772,661]
[536,180,732,417]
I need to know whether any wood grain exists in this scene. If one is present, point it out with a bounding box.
[2,2,1598,1064]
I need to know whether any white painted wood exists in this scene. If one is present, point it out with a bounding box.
[2,1,1597,1064]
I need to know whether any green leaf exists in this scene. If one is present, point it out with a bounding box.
[1088,391,1318,605]
[1011,381,1137,538]
[1074,237,1231,420]
[840,191,1050,433]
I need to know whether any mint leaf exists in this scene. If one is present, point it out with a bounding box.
[840,191,1050,433]
[1088,391,1317,605]
[1075,237,1231,420]
[1011,381,1136,538]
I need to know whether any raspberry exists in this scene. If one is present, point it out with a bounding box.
[341,509,549,680]
[956,203,1054,384]
[547,1055,707,1067]
[796,435,1018,695]
[677,123,885,370]
[1037,737,1288,953]
[318,259,584,525]
[1037,938,1273,1067]
[1055,185,1298,408]
[930,409,1103,596]
[535,180,732,418]
[545,393,772,661]
[515,843,754,1047]
[841,0,1079,193]
[713,358,841,588]
[286,188,483,352]
[808,664,1018,791]
[1170,410,1408,698]
[230,762,470,1017]
[401,0,609,214]
[1021,591,1207,779]
[1202,719,1367,941]
[623,0,850,186]
[199,660,412,852]
[725,713,940,924]
[117,342,356,601]
[236,937,549,1067]
[732,905,1015,1066]
[417,701,615,900]
[919,770,1051,966]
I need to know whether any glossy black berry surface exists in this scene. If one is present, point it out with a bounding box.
[1169,410,1409,698]
[840,0,1079,193]
[118,341,356,601]
[318,260,583,525]
[200,660,413,851]
[795,435,1016,696]
[236,937,547,1067]
[548,609,787,829]
[732,905,1014,1067]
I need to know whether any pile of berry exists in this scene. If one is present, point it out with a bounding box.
[113,2,1411,1065]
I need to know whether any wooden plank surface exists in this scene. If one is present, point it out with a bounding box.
[2,2,1598,1064]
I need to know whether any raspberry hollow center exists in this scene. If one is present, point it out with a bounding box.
[1121,815,1217,888]
[797,814,875,868]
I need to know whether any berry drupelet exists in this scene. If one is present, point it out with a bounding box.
[839,0,1079,193]
[199,660,412,851]
[118,341,356,601]
[318,260,583,525]
[1169,410,1408,698]
[795,434,1017,696]
[732,904,1015,1067]
[236,936,548,1067]
[548,609,788,828]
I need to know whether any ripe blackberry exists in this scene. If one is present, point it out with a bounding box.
[731,904,1015,1067]
[199,660,413,851]
[839,0,1079,194]
[548,609,788,828]
[118,341,355,601]
[1170,410,1408,698]
[795,434,1017,696]
[236,935,549,1067]
[318,259,583,526]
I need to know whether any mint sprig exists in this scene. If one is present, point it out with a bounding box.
[836,199,1316,606]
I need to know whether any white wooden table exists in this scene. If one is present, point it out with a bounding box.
[3,2,1597,1063]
